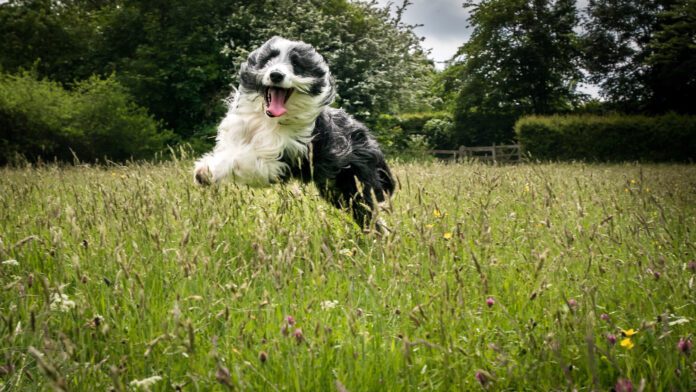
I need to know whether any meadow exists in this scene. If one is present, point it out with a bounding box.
[1,159,694,391]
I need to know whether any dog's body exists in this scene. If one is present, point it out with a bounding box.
[194,36,394,227]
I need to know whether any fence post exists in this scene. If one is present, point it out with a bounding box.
[492,143,497,162]
[458,146,466,161]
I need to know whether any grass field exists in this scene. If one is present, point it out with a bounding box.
[1,159,695,391]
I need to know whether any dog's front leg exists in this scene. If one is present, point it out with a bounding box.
[194,147,287,187]
[193,148,238,185]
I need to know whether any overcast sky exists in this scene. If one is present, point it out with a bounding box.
[375,0,471,67]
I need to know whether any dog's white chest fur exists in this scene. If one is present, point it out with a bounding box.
[195,91,318,186]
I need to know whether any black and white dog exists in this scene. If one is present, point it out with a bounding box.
[194,36,395,228]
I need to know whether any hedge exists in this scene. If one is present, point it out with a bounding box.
[0,72,173,164]
[515,114,696,162]
[372,112,454,153]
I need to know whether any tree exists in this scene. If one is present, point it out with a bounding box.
[582,0,695,114]
[0,0,436,146]
[448,0,582,145]
[0,0,95,83]
[646,0,696,114]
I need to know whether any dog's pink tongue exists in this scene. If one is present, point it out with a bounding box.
[267,87,288,117]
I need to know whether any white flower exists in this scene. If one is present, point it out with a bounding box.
[129,375,162,390]
[50,293,76,312]
[2,259,19,266]
[320,300,339,310]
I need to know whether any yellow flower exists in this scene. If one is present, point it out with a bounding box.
[524,184,530,193]
[443,232,453,240]
[432,208,443,218]
[630,179,637,184]
[620,338,634,349]
[425,224,434,229]
[620,328,638,337]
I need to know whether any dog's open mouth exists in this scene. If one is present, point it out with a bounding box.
[264,87,293,117]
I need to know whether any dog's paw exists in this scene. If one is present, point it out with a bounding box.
[194,165,213,186]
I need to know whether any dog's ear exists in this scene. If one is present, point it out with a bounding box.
[246,51,258,67]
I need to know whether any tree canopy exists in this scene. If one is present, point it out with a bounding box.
[0,0,436,144]
[0,0,694,159]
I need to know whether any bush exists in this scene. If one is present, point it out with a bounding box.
[0,72,173,164]
[515,114,696,162]
[372,112,453,154]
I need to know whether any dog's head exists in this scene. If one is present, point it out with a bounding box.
[239,36,336,118]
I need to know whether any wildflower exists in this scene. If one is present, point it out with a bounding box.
[321,300,339,310]
[286,315,295,326]
[607,334,617,345]
[688,260,696,273]
[615,378,633,392]
[293,328,304,344]
[2,259,19,266]
[432,208,443,218]
[677,338,692,355]
[567,298,578,311]
[620,328,638,337]
[620,338,634,350]
[486,297,495,308]
[130,375,162,390]
[425,224,434,229]
[50,293,76,312]
[442,232,453,240]
[259,351,268,363]
[475,370,491,386]
[215,366,231,387]
[600,313,610,322]
[524,184,530,193]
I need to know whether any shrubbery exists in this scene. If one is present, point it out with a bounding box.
[372,112,453,154]
[515,114,696,162]
[0,72,173,164]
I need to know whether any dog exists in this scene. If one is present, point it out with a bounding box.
[193,36,395,229]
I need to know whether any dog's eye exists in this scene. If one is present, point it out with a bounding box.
[258,48,280,68]
[290,53,325,78]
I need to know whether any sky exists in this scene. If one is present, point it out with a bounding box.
[375,0,472,68]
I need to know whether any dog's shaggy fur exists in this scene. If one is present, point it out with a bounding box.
[194,36,395,228]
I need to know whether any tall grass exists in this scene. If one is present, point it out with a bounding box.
[1,160,694,390]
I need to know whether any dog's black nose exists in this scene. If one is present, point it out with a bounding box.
[269,71,285,83]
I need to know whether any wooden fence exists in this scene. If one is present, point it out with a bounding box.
[430,144,521,163]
